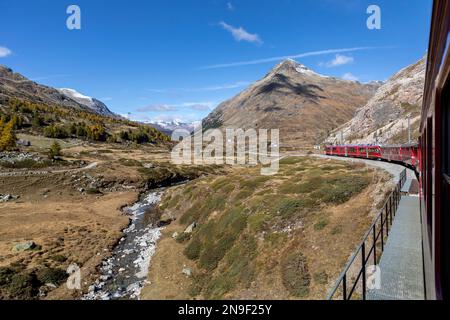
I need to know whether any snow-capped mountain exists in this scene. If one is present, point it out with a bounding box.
[58,88,116,117]
[147,120,197,135]
[202,59,379,148]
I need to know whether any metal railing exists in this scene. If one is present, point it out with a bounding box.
[327,169,408,300]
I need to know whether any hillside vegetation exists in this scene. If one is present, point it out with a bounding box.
[0,98,170,150]
[141,157,392,300]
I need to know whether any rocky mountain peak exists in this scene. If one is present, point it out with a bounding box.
[268,59,321,78]
[326,56,426,145]
[202,59,378,148]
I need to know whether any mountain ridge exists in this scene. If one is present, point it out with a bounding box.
[0,65,116,118]
[202,59,380,148]
[326,57,426,145]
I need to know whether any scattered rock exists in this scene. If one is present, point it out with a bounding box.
[172,232,179,239]
[182,267,192,277]
[12,241,36,252]
[159,213,173,226]
[46,283,57,289]
[0,194,19,203]
[184,222,197,234]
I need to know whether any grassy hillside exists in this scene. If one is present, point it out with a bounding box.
[0,97,170,149]
[141,157,393,300]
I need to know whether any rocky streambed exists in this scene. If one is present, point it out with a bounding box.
[83,190,165,300]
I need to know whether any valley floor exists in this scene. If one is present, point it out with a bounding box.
[0,140,395,300]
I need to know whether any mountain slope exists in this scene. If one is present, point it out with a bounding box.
[326,57,426,145]
[0,65,115,118]
[202,59,379,148]
[58,88,115,117]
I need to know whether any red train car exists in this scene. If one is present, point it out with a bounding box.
[325,145,382,160]
[419,0,450,300]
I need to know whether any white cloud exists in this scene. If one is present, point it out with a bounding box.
[227,2,235,11]
[147,81,250,93]
[136,104,178,112]
[184,81,251,92]
[342,73,359,81]
[201,46,384,69]
[136,101,217,113]
[0,46,12,58]
[320,54,354,67]
[219,21,262,45]
[180,102,217,111]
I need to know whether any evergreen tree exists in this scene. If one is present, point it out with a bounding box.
[48,141,62,160]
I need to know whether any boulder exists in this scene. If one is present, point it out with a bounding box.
[184,222,197,234]
[182,267,192,277]
[158,213,174,226]
[12,241,36,252]
[0,194,19,203]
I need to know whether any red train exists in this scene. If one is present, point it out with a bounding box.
[325,0,450,300]
[324,144,420,169]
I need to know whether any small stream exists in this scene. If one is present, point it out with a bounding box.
[83,189,165,300]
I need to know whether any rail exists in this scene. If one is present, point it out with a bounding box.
[327,169,407,300]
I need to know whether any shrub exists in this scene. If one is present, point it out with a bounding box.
[184,237,202,260]
[277,199,305,217]
[0,159,52,169]
[86,188,102,195]
[330,225,343,235]
[176,232,191,243]
[281,252,311,297]
[239,176,270,189]
[36,267,67,285]
[48,141,62,160]
[49,255,67,263]
[314,218,329,231]
[316,175,371,205]
[313,271,329,285]
[234,189,253,201]
[0,267,15,287]
[199,234,236,271]
[279,157,305,165]
[8,273,40,299]
[180,203,202,225]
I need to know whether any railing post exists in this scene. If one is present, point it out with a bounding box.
[343,274,347,300]
[389,196,393,226]
[373,224,377,265]
[381,211,384,251]
[385,204,389,237]
[362,243,366,300]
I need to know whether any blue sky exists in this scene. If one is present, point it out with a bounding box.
[0,0,432,123]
